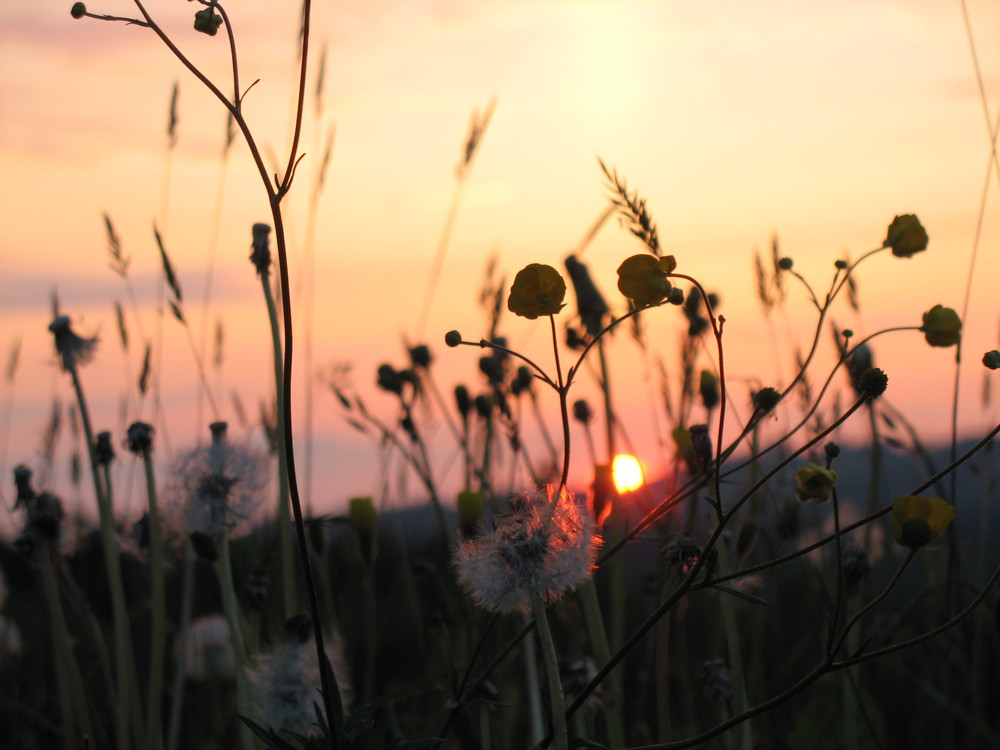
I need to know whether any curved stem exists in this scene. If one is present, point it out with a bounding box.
[549,315,571,493]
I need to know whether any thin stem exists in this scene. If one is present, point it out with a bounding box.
[261,274,295,619]
[549,315,571,493]
[830,549,917,660]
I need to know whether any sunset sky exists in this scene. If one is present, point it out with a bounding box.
[2,0,999,522]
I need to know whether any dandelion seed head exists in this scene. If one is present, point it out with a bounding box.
[164,426,267,538]
[248,617,351,736]
[454,486,600,613]
[182,615,234,680]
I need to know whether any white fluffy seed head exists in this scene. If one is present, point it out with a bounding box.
[454,486,601,613]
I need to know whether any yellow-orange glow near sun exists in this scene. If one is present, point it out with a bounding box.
[612,454,644,494]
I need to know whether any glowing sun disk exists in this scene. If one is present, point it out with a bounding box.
[612,454,644,494]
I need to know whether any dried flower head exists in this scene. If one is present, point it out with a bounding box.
[454,486,601,613]
[165,423,267,538]
[48,315,98,372]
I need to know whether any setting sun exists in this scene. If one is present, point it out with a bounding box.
[612,454,644,494]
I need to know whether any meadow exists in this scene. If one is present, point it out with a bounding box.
[2,2,1000,749]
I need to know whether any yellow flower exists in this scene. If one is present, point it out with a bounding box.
[883,214,928,258]
[795,463,837,503]
[507,263,567,319]
[921,305,962,347]
[616,254,676,307]
[891,495,954,548]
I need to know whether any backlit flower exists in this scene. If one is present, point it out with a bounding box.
[507,263,567,319]
[454,486,600,613]
[920,305,962,347]
[616,254,675,308]
[891,495,954,548]
[795,463,837,503]
[883,214,928,258]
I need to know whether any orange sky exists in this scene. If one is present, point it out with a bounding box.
[2,0,1000,522]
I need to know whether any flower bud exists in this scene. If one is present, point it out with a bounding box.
[70,2,86,19]
[511,365,533,396]
[883,214,928,258]
[778,257,793,271]
[457,489,485,538]
[454,384,471,418]
[193,7,223,35]
[824,442,841,460]
[564,254,608,336]
[250,223,271,276]
[376,363,404,395]
[984,350,1000,370]
[699,370,719,411]
[95,431,115,466]
[445,330,462,348]
[408,344,431,369]
[572,399,593,424]
[474,394,493,419]
[920,305,962,347]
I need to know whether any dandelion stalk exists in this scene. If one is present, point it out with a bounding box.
[531,592,568,750]
[50,317,142,750]
[253,224,296,620]
[216,533,253,750]
[128,423,166,750]
[37,542,93,750]
[577,578,624,748]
